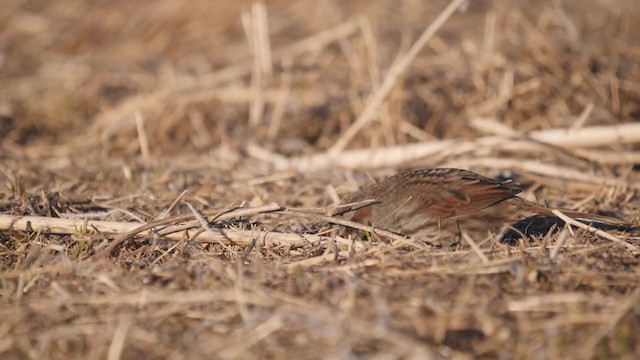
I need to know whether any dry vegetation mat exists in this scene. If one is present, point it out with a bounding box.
[1,0,640,359]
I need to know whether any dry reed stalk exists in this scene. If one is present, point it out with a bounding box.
[0,205,386,256]
[107,317,130,360]
[460,231,490,264]
[467,78,542,116]
[507,292,589,312]
[278,209,433,249]
[250,122,640,172]
[0,213,326,248]
[134,111,150,162]
[91,18,361,139]
[329,0,467,153]
[243,2,272,127]
[447,158,638,189]
[551,210,638,252]
[97,203,283,256]
[580,288,640,358]
[217,314,283,359]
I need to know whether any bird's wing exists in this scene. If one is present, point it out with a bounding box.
[399,169,522,219]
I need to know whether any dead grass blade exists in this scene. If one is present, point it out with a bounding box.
[329,0,467,153]
[551,210,638,252]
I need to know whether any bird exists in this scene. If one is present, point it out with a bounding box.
[333,168,636,246]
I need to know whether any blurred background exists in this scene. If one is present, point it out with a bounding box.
[2,0,638,159]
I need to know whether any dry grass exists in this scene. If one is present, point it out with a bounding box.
[2,0,640,359]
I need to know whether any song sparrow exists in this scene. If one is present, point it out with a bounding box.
[334,168,635,246]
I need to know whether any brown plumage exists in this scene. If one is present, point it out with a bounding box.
[334,168,636,246]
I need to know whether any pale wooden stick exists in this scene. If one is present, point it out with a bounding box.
[253,123,640,171]
[470,118,640,148]
[0,214,138,236]
[466,125,640,163]
[98,203,282,256]
[529,122,640,147]
[447,157,639,189]
[551,210,638,252]
[0,213,331,248]
[569,102,594,131]
[549,229,570,260]
[185,202,233,253]
[507,293,588,312]
[460,231,490,264]
[248,140,457,171]
[107,317,131,360]
[469,117,520,136]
